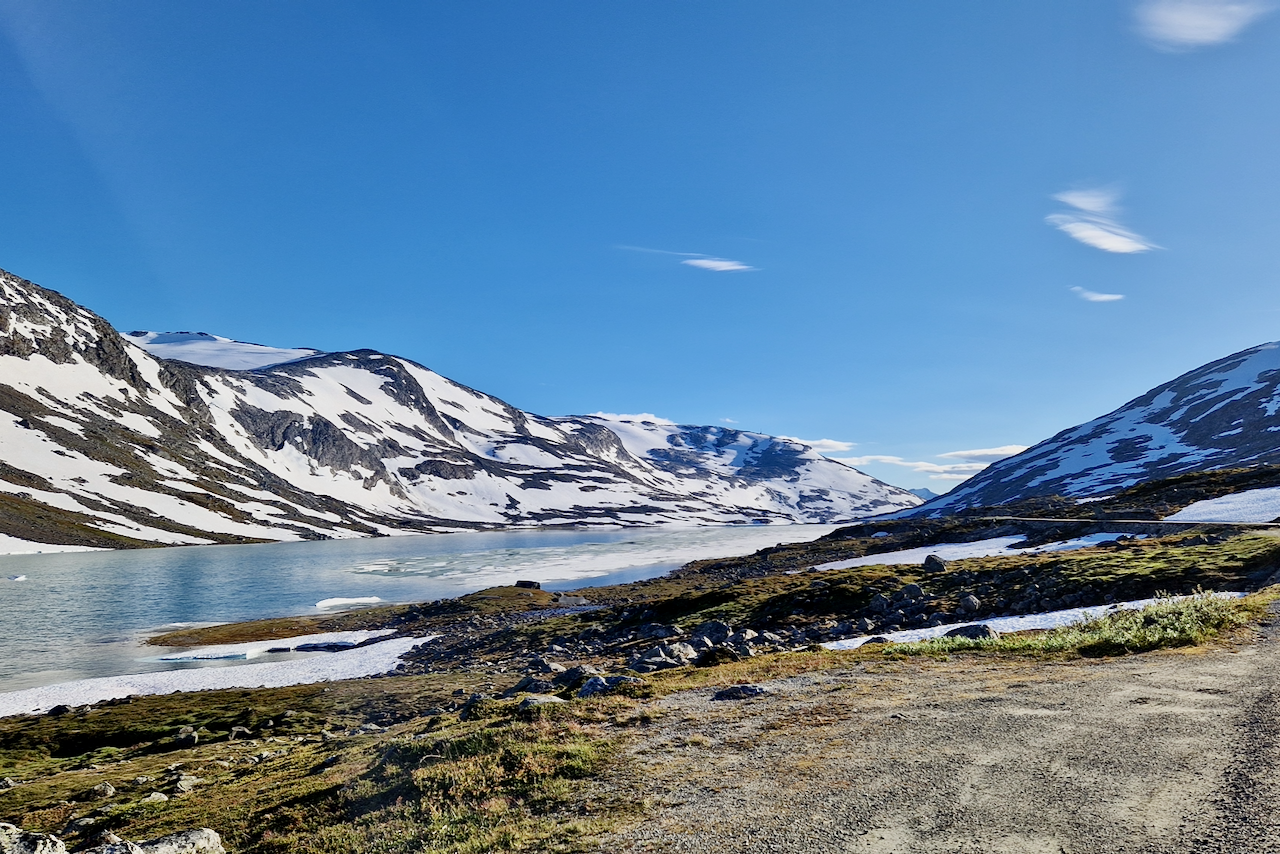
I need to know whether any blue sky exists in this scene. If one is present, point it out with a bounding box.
[0,1,1277,491]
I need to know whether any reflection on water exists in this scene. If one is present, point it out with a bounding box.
[0,524,839,692]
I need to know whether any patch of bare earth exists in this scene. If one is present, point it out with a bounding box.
[592,627,1280,853]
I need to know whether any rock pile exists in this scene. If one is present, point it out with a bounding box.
[0,824,224,854]
[629,621,788,672]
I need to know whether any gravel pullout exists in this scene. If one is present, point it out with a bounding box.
[595,618,1280,852]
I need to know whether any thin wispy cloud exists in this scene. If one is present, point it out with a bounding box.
[781,437,857,454]
[617,245,757,272]
[1071,286,1125,303]
[682,258,754,272]
[1046,187,1158,254]
[1136,0,1272,51]
[937,445,1030,463]
[721,417,738,424]
[835,445,1027,482]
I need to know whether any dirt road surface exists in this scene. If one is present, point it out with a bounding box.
[595,622,1280,853]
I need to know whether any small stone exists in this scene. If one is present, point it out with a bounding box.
[712,684,769,701]
[0,777,16,790]
[864,636,892,645]
[957,595,982,614]
[174,775,200,793]
[173,732,198,749]
[229,726,252,740]
[89,782,116,800]
[144,792,170,803]
[923,554,947,573]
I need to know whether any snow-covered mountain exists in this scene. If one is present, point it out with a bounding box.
[0,268,919,548]
[122,331,322,370]
[920,341,1280,512]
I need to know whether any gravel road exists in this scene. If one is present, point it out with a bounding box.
[594,621,1280,853]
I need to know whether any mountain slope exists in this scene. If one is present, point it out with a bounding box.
[921,341,1280,512]
[123,331,322,370]
[0,268,919,548]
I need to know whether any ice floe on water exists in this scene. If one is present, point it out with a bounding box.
[154,630,395,662]
[0,636,433,718]
[0,533,105,556]
[315,596,383,610]
[1164,486,1280,524]
[813,533,1141,572]
[822,592,1246,651]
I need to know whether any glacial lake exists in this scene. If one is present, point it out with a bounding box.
[0,523,840,693]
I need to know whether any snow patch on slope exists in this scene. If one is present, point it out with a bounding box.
[125,331,322,370]
[1164,486,1280,523]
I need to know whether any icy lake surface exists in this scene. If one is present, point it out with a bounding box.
[0,524,840,693]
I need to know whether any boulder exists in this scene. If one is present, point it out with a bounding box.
[518,695,567,710]
[576,675,644,699]
[957,594,982,614]
[922,554,947,573]
[637,623,683,640]
[712,685,769,701]
[529,656,566,674]
[172,732,198,749]
[0,823,68,854]
[629,642,698,673]
[129,829,223,854]
[173,775,200,793]
[944,624,1000,641]
[502,675,556,698]
[863,636,892,645]
[551,665,602,688]
[867,593,891,614]
[897,584,924,601]
[143,793,169,803]
[0,779,15,791]
[88,782,116,800]
[689,620,733,646]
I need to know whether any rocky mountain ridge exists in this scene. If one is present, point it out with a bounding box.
[919,341,1280,513]
[0,268,918,548]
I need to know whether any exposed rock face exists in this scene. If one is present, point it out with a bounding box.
[0,267,920,548]
[920,341,1280,512]
[0,825,223,854]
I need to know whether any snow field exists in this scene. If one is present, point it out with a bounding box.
[822,592,1247,651]
[155,630,395,661]
[813,533,1138,572]
[0,636,433,718]
[1164,486,1280,523]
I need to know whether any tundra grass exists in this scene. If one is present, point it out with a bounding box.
[0,680,637,853]
[883,590,1274,659]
